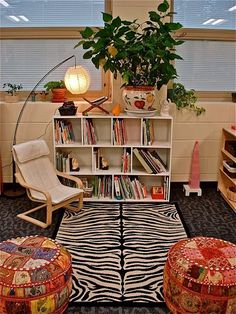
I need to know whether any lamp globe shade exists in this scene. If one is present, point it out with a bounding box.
[64,66,90,94]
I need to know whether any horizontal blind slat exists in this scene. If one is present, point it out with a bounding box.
[0,39,102,91]
[175,41,236,92]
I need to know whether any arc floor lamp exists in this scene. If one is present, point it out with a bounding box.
[4,55,90,197]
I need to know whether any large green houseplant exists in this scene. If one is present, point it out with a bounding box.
[76,0,184,111]
[76,0,183,88]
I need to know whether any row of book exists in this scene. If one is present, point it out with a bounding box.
[83,118,97,145]
[93,176,112,198]
[114,176,147,200]
[60,174,168,200]
[54,120,75,144]
[56,151,80,173]
[113,118,128,145]
[143,119,154,146]
[133,148,167,174]
[121,148,131,173]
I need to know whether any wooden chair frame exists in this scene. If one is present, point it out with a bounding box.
[15,170,83,229]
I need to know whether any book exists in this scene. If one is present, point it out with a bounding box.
[114,176,122,200]
[133,148,153,174]
[150,150,167,171]
[140,150,160,173]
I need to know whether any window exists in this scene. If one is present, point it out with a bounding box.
[0,0,110,98]
[173,0,236,95]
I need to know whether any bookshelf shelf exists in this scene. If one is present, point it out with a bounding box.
[53,114,173,202]
[217,128,236,212]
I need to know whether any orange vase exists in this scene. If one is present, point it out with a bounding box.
[52,88,67,103]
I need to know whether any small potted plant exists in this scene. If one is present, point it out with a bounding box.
[43,80,67,103]
[3,83,23,103]
[168,83,205,116]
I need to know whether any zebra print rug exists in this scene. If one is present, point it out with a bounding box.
[55,203,187,304]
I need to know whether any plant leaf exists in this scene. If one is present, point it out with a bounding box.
[74,40,85,48]
[102,12,113,22]
[158,0,169,12]
[169,53,183,60]
[167,22,183,30]
[112,16,122,28]
[83,41,94,49]
[83,50,94,59]
[149,11,161,22]
[80,27,94,39]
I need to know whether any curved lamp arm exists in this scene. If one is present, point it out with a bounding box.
[13,55,76,145]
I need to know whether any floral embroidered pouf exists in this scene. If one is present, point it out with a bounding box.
[0,236,72,314]
[163,237,236,314]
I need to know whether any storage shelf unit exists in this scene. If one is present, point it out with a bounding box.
[53,114,173,202]
[217,128,236,212]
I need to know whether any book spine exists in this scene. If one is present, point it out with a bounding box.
[114,176,122,200]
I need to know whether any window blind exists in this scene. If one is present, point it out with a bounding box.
[175,40,236,92]
[174,0,236,30]
[0,0,104,27]
[0,39,102,91]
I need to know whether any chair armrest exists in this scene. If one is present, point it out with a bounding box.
[15,172,52,201]
[56,170,84,189]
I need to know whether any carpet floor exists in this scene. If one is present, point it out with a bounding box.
[0,183,236,313]
[56,203,187,305]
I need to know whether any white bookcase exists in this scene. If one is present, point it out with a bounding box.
[52,114,173,202]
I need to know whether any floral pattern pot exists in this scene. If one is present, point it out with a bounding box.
[122,86,155,111]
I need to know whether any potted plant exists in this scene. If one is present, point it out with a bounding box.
[3,83,23,103]
[168,83,205,116]
[76,0,184,111]
[43,80,67,103]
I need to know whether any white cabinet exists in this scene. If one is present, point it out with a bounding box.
[218,128,236,212]
[53,114,173,202]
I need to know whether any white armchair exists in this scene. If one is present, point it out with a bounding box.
[12,140,83,228]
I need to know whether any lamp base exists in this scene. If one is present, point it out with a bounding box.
[3,184,26,198]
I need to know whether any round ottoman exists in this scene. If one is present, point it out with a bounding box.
[0,236,72,314]
[163,237,236,314]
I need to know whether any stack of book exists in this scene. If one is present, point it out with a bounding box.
[93,176,112,199]
[54,120,75,144]
[83,118,97,145]
[56,151,70,172]
[113,118,127,145]
[133,148,167,174]
[114,176,147,200]
[143,119,154,145]
[56,151,79,173]
[121,148,131,173]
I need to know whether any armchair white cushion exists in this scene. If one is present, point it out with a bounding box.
[13,140,84,228]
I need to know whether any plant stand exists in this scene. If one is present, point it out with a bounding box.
[82,97,109,115]
[183,184,202,196]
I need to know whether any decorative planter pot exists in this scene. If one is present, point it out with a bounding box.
[122,86,155,111]
[4,95,20,103]
[52,88,67,103]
